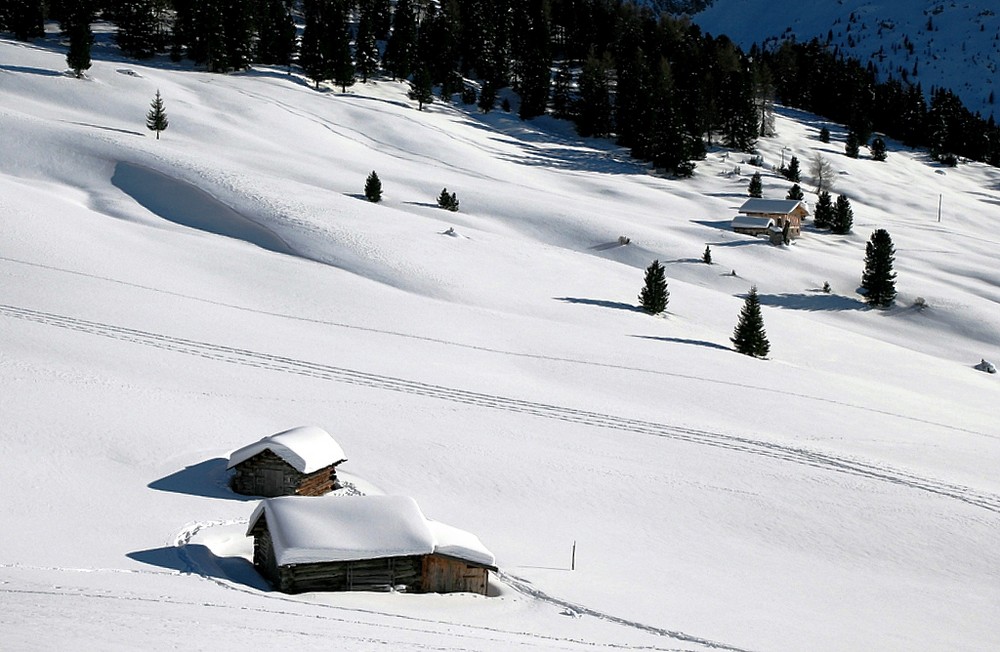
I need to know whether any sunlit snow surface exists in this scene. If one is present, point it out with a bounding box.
[1,28,998,652]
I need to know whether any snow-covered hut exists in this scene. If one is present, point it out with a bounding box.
[247,494,496,595]
[731,215,776,237]
[737,198,809,238]
[228,426,347,497]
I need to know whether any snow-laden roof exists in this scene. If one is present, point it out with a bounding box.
[732,215,775,228]
[739,198,808,215]
[247,494,496,568]
[227,425,346,474]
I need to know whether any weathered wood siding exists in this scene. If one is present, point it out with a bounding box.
[251,525,490,595]
[231,449,339,497]
[421,554,490,595]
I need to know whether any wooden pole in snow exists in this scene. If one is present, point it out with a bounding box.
[938,194,942,223]
[571,541,576,570]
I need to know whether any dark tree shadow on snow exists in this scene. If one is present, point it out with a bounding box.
[757,292,866,312]
[632,335,731,351]
[589,241,629,251]
[128,545,270,591]
[555,297,644,313]
[147,458,255,501]
[691,219,735,232]
[0,64,63,77]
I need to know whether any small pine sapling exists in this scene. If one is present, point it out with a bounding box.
[146,90,169,139]
[783,155,801,182]
[703,245,712,264]
[819,126,831,143]
[748,171,763,198]
[814,190,834,229]
[845,130,861,158]
[822,281,831,293]
[364,171,383,202]
[786,184,804,200]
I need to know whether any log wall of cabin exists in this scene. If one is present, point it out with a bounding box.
[231,449,338,497]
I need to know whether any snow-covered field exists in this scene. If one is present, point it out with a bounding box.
[2,30,999,652]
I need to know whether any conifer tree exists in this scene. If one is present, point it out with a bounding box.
[813,190,833,229]
[408,66,434,110]
[7,0,44,41]
[845,130,861,158]
[576,51,612,137]
[477,81,497,113]
[783,155,801,182]
[786,184,804,200]
[437,188,459,211]
[870,136,888,161]
[355,4,380,82]
[832,194,854,234]
[861,228,897,307]
[703,245,712,264]
[551,61,573,119]
[256,0,296,66]
[748,172,763,198]
[364,171,382,202]
[384,0,417,80]
[731,285,770,358]
[331,9,355,93]
[145,89,168,139]
[819,126,831,143]
[113,0,159,59]
[638,259,669,315]
[299,0,333,88]
[65,4,93,78]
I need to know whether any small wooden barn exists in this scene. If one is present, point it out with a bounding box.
[737,198,809,238]
[228,426,347,497]
[247,494,496,595]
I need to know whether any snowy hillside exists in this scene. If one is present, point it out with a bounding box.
[2,27,1000,652]
[689,0,1000,120]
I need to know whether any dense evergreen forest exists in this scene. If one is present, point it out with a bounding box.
[3,0,999,172]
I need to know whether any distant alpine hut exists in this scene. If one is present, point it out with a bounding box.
[247,494,496,595]
[228,426,347,497]
[735,198,809,238]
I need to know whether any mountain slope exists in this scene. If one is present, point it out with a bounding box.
[1,31,999,652]
[689,0,1000,120]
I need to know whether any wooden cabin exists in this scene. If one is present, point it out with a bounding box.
[737,198,809,238]
[731,215,776,237]
[247,494,496,595]
[228,426,347,497]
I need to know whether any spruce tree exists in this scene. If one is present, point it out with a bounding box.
[832,194,854,234]
[256,0,296,66]
[65,4,93,78]
[731,285,770,358]
[638,260,669,315]
[819,126,831,143]
[145,90,168,139]
[113,0,159,59]
[813,190,833,229]
[364,171,382,202]
[551,61,573,119]
[355,4,380,83]
[703,245,712,264]
[408,67,434,110]
[861,229,897,307]
[870,136,888,161]
[384,0,417,80]
[437,188,459,211]
[748,171,763,198]
[331,10,355,93]
[477,81,497,113]
[786,184,804,200]
[845,130,861,158]
[783,155,801,182]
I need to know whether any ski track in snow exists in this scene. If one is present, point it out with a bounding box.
[3,302,999,516]
[2,254,995,444]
